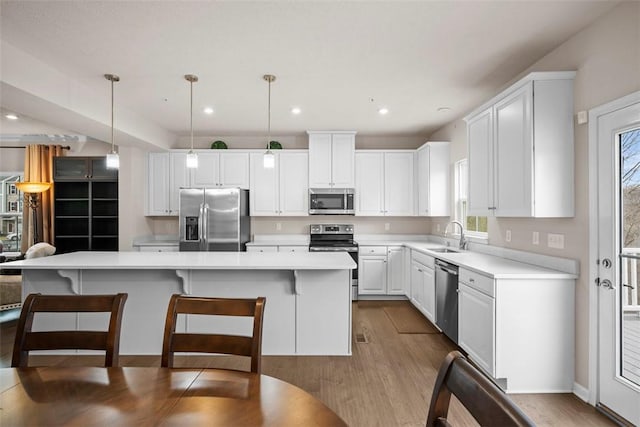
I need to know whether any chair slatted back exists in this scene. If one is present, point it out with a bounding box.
[161,294,266,372]
[426,351,535,427]
[12,293,128,367]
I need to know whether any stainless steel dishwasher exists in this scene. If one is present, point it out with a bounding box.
[435,259,459,343]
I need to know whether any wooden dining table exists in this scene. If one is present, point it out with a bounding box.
[0,367,348,426]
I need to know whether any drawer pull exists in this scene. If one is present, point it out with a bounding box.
[469,278,475,283]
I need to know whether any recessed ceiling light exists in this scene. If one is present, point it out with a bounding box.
[203,107,214,115]
[5,113,18,120]
[437,107,452,112]
[378,107,389,115]
[291,107,302,115]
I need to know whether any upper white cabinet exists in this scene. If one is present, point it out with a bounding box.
[416,141,450,217]
[146,152,189,216]
[147,151,249,216]
[355,151,415,216]
[191,151,249,189]
[249,151,309,216]
[465,71,575,217]
[307,131,356,188]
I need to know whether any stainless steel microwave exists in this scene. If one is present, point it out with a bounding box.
[309,188,355,215]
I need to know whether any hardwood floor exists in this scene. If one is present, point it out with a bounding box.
[0,301,614,426]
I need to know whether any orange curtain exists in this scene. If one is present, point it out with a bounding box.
[21,145,65,252]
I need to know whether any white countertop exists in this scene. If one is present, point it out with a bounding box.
[403,242,576,279]
[2,251,356,271]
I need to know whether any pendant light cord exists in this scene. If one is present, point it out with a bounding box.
[190,77,194,151]
[110,77,115,153]
[267,78,271,149]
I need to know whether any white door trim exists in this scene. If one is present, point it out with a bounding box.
[587,90,640,406]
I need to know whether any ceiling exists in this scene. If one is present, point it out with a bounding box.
[0,0,619,144]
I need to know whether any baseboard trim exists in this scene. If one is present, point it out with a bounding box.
[573,382,590,402]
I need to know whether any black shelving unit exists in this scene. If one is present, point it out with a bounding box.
[54,157,118,253]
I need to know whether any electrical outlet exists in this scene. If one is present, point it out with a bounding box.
[505,229,511,242]
[532,231,539,245]
[436,224,441,233]
[276,222,282,231]
[548,233,565,249]
[384,223,390,231]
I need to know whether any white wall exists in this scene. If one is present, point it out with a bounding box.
[428,1,640,390]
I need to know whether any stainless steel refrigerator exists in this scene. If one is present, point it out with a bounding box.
[179,188,250,251]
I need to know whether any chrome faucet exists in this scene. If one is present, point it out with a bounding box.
[444,220,468,250]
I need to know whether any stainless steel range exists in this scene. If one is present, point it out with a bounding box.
[309,224,358,300]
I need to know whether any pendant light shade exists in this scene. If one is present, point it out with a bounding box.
[185,74,199,169]
[263,74,276,168]
[104,74,120,169]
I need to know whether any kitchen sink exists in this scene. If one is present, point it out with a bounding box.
[430,247,459,253]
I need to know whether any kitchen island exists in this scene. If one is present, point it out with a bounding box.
[3,251,356,356]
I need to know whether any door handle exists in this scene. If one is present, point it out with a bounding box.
[600,279,616,290]
[623,283,635,289]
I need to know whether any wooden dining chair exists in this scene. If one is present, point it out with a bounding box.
[11,293,128,368]
[161,294,266,372]
[426,351,535,427]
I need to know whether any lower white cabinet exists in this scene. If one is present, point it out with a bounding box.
[358,245,405,296]
[457,267,575,392]
[246,245,308,253]
[410,251,435,322]
[386,247,405,295]
[136,245,179,252]
[359,250,387,295]
[458,282,495,375]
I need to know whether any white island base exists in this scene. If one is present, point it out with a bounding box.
[12,252,355,356]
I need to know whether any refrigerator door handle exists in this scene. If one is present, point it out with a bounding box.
[203,203,210,251]
[198,203,205,251]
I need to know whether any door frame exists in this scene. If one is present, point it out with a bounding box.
[588,90,640,406]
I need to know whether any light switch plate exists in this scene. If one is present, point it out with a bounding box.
[532,231,539,245]
[505,229,512,242]
[276,222,282,231]
[548,233,565,249]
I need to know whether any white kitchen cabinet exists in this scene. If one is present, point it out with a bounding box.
[457,267,575,392]
[278,245,309,253]
[147,152,170,216]
[249,151,308,216]
[359,254,387,295]
[146,152,189,216]
[355,151,414,216]
[458,282,495,375]
[354,152,384,216]
[410,251,435,322]
[416,141,450,216]
[359,245,405,296]
[246,245,308,253]
[191,152,249,189]
[136,245,178,252]
[465,71,575,217]
[308,131,356,188]
[246,245,278,253]
[386,246,405,295]
[467,108,493,216]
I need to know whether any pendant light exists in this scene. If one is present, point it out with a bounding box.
[185,74,199,168]
[263,74,276,169]
[104,74,120,169]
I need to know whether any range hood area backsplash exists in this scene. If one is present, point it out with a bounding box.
[148,217,433,238]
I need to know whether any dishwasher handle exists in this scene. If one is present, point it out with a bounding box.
[435,260,459,276]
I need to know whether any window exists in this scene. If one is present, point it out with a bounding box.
[455,159,487,237]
